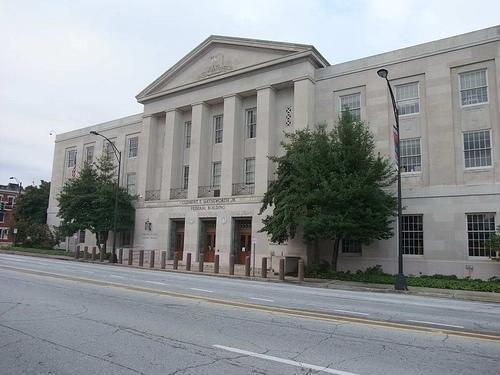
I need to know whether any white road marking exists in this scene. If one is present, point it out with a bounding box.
[10,259,28,262]
[334,309,369,316]
[249,297,274,302]
[189,288,213,293]
[144,281,169,286]
[213,345,359,375]
[109,275,124,279]
[407,320,464,329]
[77,270,95,274]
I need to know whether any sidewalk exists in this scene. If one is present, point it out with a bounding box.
[2,249,499,303]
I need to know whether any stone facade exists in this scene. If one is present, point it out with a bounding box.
[48,27,500,279]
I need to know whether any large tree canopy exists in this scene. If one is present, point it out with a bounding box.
[260,111,397,270]
[57,156,135,256]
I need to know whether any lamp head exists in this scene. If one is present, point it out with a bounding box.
[90,131,98,135]
[377,68,389,79]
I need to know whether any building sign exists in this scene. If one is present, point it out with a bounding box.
[183,197,236,211]
[199,54,233,78]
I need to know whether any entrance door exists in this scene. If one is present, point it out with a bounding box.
[174,222,184,261]
[203,221,216,262]
[236,220,252,264]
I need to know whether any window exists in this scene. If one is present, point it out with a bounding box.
[212,162,221,187]
[67,149,77,168]
[463,130,491,168]
[78,230,86,244]
[184,121,192,148]
[128,137,138,158]
[285,106,293,127]
[1,228,8,239]
[7,196,14,207]
[126,173,136,195]
[400,138,421,173]
[460,69,488,106]
[0,213,4,223]
[342,239,361,254]
[340,93,361,121]
[85,146,94,164]
[467,213,495,257]
[246,108,257,138]
[183,166,189,190]
[214,115,223,143]
[105,140,116,161]
[396,82,420,115]
[402,215,424,255]
[245,158,255,185]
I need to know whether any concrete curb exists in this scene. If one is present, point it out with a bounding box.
[2,249,499,303]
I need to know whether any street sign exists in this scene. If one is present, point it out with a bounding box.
[252,235,256,244]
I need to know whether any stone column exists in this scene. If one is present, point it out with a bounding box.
[293,77,316,130]
[255,86,276,195]
[188,103,209,199]
[221,94,242,196]
[161,109,182,200]
[137,115,156,198]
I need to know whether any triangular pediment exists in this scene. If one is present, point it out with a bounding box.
[136,36,329,102]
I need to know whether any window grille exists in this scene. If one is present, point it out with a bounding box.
[126,173,136,195]
[342,239,361,253]
[402,215,424,255]
[183,165,189,190]
[214,115,223,143]
[396,82,420,115]
[128,137,138,158]
[244,158,255,185]
[184,121,192,148]
[460,69,488,106]
[467,213,495,257]
[340,93,361,120]
[285,106,293,127]
[400,138,421,173]
[246,108,257,138]
[67,150,77,168]
[78,230,86,244]
[463,129,491,168]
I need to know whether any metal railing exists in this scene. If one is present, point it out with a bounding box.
[198,185,220,197]
[232,183,255,196]
[170,188,187,199]
[145,189,161,201]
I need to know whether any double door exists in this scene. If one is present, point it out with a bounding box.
[203,222,216,262]
[236,220,252,264]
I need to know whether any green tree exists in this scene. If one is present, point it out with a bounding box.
[12,180,57,247]
[260,111,397,271]
[57,156,135,259]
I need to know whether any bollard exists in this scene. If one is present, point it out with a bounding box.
[229,255,235,275]
[279,258,285,281]
[186,253,191,271]
[128,249,133,265]
[91,247,96,261]
[245,256,251,277]
[198,253,204,272]
[161,251,166,269]
[84,246,89,260]
[214,254,219,274]
[173,253,179,270]
[100,248,104,262]
[149,250,155,268]
[139,250,144,267]
[75,245,80,260]
[298,259,304,282]
[118,248,123,264]
[261,257,267,279]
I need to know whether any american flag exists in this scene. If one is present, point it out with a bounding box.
[71,162,77,177]
[393,126,399,165]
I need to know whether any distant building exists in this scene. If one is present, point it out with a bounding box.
[48,26,500,279]
[0,183,22,245]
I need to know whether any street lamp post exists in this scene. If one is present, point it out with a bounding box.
[377,68,407,291]
[90,131,122,263]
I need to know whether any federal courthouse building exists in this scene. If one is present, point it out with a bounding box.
[48,26,500,279]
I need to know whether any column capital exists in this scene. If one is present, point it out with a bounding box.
[255,85,276,92]
[223,93,242,100]
[293,75,316,84]
[191,101,208,108]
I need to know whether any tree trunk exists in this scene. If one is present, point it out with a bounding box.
[330,238,340,272]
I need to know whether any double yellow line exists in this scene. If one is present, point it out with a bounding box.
[2,264,499,342]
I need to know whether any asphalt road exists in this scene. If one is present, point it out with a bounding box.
[1,253,499,374]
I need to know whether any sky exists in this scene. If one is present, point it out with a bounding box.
[1,0,499,188]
